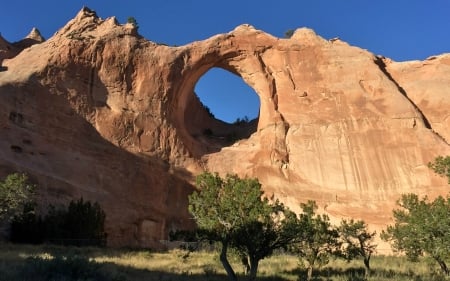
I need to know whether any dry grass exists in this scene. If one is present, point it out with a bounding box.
[0,243,447,281]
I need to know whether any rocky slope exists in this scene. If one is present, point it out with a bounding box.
[0,7,448,248]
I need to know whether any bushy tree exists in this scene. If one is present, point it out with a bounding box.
[290,200,340,281]
[189,172,297,281]
[10,202,44,244]
[11,198,107,247]
[45,198,107,246]
[284,29,295,38]
[231,203,299,279]
[0,173,35,223]
[127,16,139,30]
[428,155,450,183]
[381,193,450,276]
[338,219,377,276]
[64,198,107,246]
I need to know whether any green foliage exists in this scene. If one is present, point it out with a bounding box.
[189,172,297,280]
[65,198,107,245]
[127,16,139,30]
[284,29,295,38]
[10,198,107,247]
[338,219,377,275]
[428,155,450,184]
[291,200,341,281]
[0,173,35,222]
[381,193,450,276]
[231,201,299,279]
[233,116,250,125]
[10,202,44,244]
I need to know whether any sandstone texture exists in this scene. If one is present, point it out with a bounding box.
[0,8,448,248]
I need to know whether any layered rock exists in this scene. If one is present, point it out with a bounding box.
[0,7,448,247]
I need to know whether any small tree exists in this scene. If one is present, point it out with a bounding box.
[231,203,299,280]
[11,198,107,246]
[428,155,450,183]
[0,173,35,223]
[45,198,107,246]
[291,200,340,281]
[338,219,377,276]
[127,16,139,30]
[189,172,297,281]
[284,29,295,38]
[63,198,107,246]
[381,193,450,276]
[10,202,44,244]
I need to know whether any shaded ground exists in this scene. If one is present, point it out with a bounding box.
[0,243,446,281]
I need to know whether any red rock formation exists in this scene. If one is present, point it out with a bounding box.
[0,7,448,247]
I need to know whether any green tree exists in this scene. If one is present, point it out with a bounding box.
[189,172,297,281]
[338,219,377,276]
[10,202,44,244]
[291,200,340,281]
[64,198,107,246]
[428,155,450,183]
[381,193,450,276]
[232,203,299,279]
[46,198,107,246]
[284,29,295,38]
[11,198,107,246]
[127,16,139,30]
[0,173,35,223]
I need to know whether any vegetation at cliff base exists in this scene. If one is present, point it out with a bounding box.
[0,244,447,281]
[0,173,107,247]
[381,193,450,276]
[0,173,35,223]
[1,154,448,280]
[188,172,299,280]
[428,155,450,183]
[187,172,384,281]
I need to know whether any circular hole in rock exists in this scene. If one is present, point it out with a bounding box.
[195,68,260,124]
[186,67,260,154]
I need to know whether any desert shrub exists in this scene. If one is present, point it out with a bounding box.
[232,116,250,125]
[284,29,295,38]
[10,202,45,244]
[127,16,139,30]
[10,198,107,247]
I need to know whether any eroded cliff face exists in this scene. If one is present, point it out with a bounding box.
[0,7,448,247]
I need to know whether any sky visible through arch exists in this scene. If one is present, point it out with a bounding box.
[1,1,449,122]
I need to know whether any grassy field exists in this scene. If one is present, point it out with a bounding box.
[0,243,447,281]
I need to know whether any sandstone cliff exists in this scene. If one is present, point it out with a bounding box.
[0,7,448,248]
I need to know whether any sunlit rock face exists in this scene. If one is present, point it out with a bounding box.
[0,7,448,247]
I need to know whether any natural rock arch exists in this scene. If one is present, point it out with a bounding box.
[169,26,285,158]
[181,67,260,156]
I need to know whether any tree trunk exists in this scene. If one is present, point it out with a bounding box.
[363,257,371,276]
[436,258,449,276]
[220,240,237,281]
[240,254,250,275]
[248,256,259,281]
[307,266,313,281]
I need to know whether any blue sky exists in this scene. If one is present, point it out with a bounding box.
[1,1,449,123]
